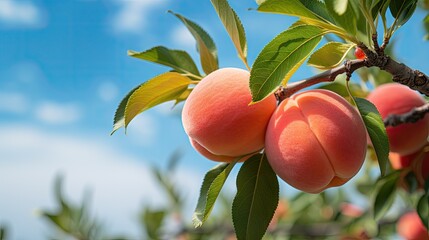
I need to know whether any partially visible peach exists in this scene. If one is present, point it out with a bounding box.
[397,212,429,240]
[389,151,429,190]
[367,83,429,155]
[265,89,367,193]
[182,68,277,161]
[340,203,364,218]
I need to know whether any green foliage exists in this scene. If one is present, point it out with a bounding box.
[326,0,358,36]
[232,153,279,240]
[39,176,106,240]
[308,42,355,70]
[169,11,219,75]
[424,14,429,40]
[193,161,237,228]
[250,25,325,102]
[128,46,201,79]
[389,0,418,28]
[141,208,166,240]
[417,192,429,229]
[0,226,6,240]
[372,172,399,220]
[355,98,390,176]
[112,72,192,132]
[210,0,249,68]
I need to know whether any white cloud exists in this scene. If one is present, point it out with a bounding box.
[0,92,28,114]
[0,0,45,28]
[0,124,201,239]
[111,0,166,34]
[35,102,82,124]
[126,114,157,146]
[98,82,119,102]
[171,25,195,49]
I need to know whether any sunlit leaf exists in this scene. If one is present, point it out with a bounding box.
[211,0,248,67]
[333,0,348,15]
[169,11,218,75]
[308,42,354,70]
[373,172,399,220]
[232,153,279,240]
[128,46,201,78]
[193,160,237,227]
[124,72,192,128]
[355,98,389,176]
[250,25,325,102]
[326,0,357,36]
[111,85,140,135]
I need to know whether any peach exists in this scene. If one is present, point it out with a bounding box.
[389,151,429,184]
[397,212,429,240]
[367,83,429,155]
[265,89,367,193]
[182,68,277,162]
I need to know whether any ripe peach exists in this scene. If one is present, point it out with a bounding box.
[182,68,277,162]
[367,83,429,155]
[397,212,429,240]
[265,89,367,193]
[389,151,429,180]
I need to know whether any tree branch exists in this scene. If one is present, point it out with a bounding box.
[384,103,429,127]
[275,44,429,103]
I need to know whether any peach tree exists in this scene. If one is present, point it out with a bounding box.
[112,0,429,239]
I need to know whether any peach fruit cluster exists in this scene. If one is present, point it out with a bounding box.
[182,68,368,193]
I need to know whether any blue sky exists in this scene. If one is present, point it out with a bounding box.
[0,0,428,239]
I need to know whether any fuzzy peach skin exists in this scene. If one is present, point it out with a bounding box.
[189,138,251,162]
[389,151,429,179]
[182,68,277,161]
[397,212,429,240]
[265,89,367,193]
[367,83,429,155]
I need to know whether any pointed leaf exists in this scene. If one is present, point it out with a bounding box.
[232,153,279,240]
[326,0,357,36]
[211,0,248,67]
[250,25,325,102]
[124,72,192,128]
[373,173,399,220]
[112,85,140,135]
[193,160,237,227]
[355,98,389,176]
[128,46,201,78]
[417,194,429,229]
[389,0,418,27]
[299,0,333,22]
[258,0,322,21]
[308,42,354,70]
[169,11,218,75]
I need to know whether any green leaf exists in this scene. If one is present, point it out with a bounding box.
[193,161,237,227]
[124,72,192,128]
[299,0,334,22]
[308,42,354,70]
[0,226,6,240]
[128,46,201,78]
[232,153,279,240]
[417,194,429,229]
[424,14,429,41]
[250,25,325,102]
[142,208,166,240]
[211,0,248,67]
[373,173,399,220]
[169,11,218,75]
[355,98,389,176]
[389,0,418,27]
[333,0,348,15]
[258,0,323,21]
[111,85,140,135]
[326,0,357,36]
